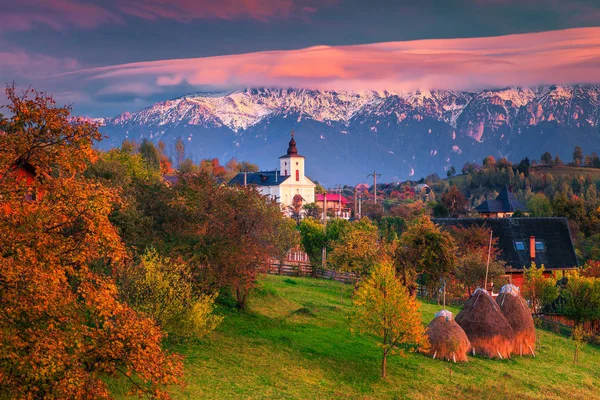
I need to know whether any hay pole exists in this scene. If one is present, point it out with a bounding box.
[528,344,536,357]
[484,230,493,293]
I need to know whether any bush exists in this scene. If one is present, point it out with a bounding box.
[119,249,222,341]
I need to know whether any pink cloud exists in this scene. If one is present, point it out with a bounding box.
[63,27,600,93]
[0,0,337,32]
[0,0,121,31]
[0,49,80,78]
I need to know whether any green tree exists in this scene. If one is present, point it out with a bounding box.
[179,157,198,174]
[175,137,185,167]
[554,154,563,166]
[573,146,584,165]
[271,218,301,274]
[541,151,553,165]
[561,273,600,327]
[450,226,506,295]
[522,264,558,313]
[298,218,326,268]
[527,193,553,217]
[329,218,382,276]
[119,249,223,341]
[395,216,457,295]
[140,139,161,172]
[350,263,428,378]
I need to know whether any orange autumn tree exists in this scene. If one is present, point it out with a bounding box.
[0,86,183,399]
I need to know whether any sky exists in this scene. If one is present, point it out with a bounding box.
[2,0,600,117]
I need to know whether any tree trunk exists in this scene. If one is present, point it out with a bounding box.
[381,350,387,379]
[236,289,247,310]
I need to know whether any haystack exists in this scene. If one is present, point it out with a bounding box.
[425,310,471,363]
[496,284,536,357]
[455,288,515,359]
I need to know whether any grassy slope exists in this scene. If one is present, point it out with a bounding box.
[117,275,600,399]
[531,165,600,186]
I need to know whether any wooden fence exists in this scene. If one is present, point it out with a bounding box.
[539,314,600,335]
[263,260,358,285]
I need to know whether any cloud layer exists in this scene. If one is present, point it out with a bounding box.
[0,0,334,32]
[68,27,600,97]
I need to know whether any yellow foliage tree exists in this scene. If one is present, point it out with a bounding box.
[351,263,428,378]
[118,249,223,341]
[329,218,382,277]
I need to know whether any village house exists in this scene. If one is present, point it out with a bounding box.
[474,185,527,218]
[315,193,351,219]
[229,132,316,211]
[432,217,579,288]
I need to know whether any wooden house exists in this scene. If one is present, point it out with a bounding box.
[474,185,527,218]
[433,217,578,288]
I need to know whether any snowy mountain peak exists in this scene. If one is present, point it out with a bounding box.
[103,85,600,133]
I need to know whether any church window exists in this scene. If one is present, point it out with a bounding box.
[296,162,299,165]
[296,170,299,181]
[284,169,287,175]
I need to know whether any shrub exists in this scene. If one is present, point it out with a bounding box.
[119,249,222,341]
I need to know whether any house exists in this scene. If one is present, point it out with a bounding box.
[315,193,351,219]
[432,217,578,288]
[229,132,316,210]
[474,185,527,218]
[355,183,370,192]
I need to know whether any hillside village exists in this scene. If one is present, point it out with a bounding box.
[2,87,600,399]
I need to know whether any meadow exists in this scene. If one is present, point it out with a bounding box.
[114,275,600,399]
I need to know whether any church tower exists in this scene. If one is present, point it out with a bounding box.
[279,131,305,182]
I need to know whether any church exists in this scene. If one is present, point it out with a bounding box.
[229,132,316,210]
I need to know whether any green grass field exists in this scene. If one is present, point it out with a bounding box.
[115,275,600,399]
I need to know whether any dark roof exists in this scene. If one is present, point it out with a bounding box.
[474,185,527,213]
[229,170,289,187]
[432,217,578,271]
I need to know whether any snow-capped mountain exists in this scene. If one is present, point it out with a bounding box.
[98,86,600,185]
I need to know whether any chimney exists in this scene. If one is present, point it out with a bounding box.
[529,236,536,261]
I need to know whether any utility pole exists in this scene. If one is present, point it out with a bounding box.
[334,184,342,218]
[353,187,358,218]
[367,171,382,203]
[322,191,327,270]
[358,195,362,218]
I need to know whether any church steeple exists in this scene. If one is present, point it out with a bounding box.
[286,130,298,155]
[279,130,305,178]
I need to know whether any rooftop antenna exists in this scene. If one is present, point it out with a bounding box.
[367,171,382,203]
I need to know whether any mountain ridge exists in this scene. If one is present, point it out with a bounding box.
[96,85,600,185]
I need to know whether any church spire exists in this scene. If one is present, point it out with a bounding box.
[286,130,298,155]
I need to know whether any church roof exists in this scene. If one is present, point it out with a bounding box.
[475,185,527,213]
[229,170,289,187]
